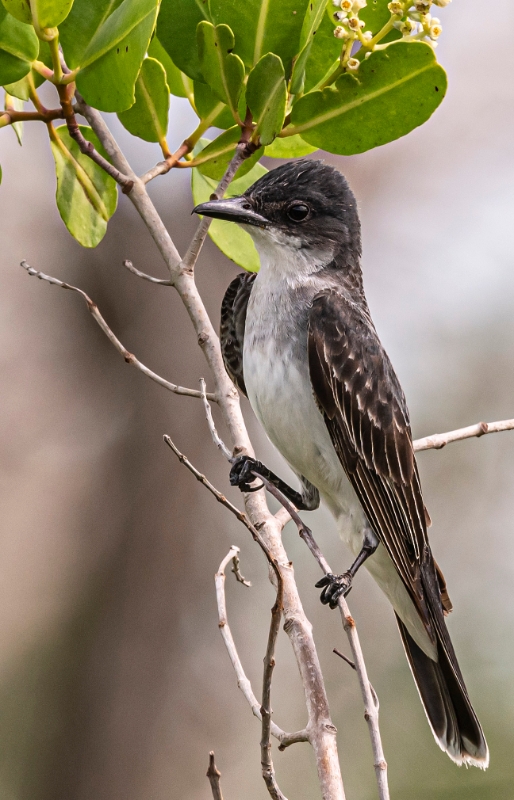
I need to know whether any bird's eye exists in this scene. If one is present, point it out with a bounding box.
[287,203,310,222]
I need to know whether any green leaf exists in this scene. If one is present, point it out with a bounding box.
[192,155,267,272]
[148,34,192,99]
[0,5,38,85]
[290,42,447,155]
[157,0,211,83]
[264,133,317,158]
[303,8,341,92]
[3,72,29,98]
[194,127,263,181]
[36,0,74,27]
[50,125,117,248]
[61,0,159,112]
[290,0,328,95]
[1,0,31,25]
[197,22,244,121]
[117,57,169,142]
[359,0,391,36]
[5,91,23,142]
[209,0,309,74]
[194,80,234,129]
[246,53,286,146]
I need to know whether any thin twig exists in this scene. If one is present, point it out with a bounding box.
[200,378,233,461]
[215,547,308,750]
[231,552,251,587]
[19,261,214,401]
[413,418,514,452]
[121,260,171,285]
[207,752,224,800]
[140,141,190,184]
[333,649,380,708]
[261,555,288,800]
[255,474,389,800]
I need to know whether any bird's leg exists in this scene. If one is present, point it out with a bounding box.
[229,455,314,511]
[316,526,379,609]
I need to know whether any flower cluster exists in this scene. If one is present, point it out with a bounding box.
[388,0,450,46]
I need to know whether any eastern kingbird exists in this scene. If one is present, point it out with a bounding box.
[194,160,488,768]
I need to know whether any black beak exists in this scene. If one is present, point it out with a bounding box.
[193,196,268,228]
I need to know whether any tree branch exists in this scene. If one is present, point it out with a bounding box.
[214,547,308,751]
[19,261,214,401]
[254,474,389,800]
[413,418,514,452]
[207,752,224,800]
[121,260,172,285]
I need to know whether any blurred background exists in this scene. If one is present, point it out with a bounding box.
[1,2,514,798]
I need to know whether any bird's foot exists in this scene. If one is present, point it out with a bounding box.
[229,455,265,493]
[315,572,353,609]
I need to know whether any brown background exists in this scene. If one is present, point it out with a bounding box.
[1,2,514,797]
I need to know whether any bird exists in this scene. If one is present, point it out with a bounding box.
[193,159,489,768]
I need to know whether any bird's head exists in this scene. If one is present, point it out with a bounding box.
[193,160,361,269]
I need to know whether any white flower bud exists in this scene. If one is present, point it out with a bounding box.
[346,57,360,70]
[334,10,348,20]
[332,0,342,6]
[387,1,403,15]
[414,0,431,11]
[334,25,349,38]
[352,0,367,10]
[362,30,373,42]
[340,0,353,10]
[429,19,442,38]
[347,15,361,28]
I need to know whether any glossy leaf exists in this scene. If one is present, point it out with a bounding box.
[209,0,309,74]
[117,57,169,142]
[194,127,263,181]
[50,125,117,248]
[264,133,317,158]
[290,42,447,155]
[61,0,159,112]
[3,72,29,99]
[38,0,74,27]
[194,80,234,129]
[246,53,286,146]
[303,9,341,92]
[359,0,391,36]
[290,0,328,95]
[5,91,22,142]
[1,0,31,24]
[0,6,38,85]
[148,34,192,99]
[157,0,210,83]
[192,154,267,272]
[197,22,244,121]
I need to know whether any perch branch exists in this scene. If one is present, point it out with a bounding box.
[74,99,346,800]
[215,547,308,751]
[200,378,233,461]
[260,552,288,800]
[19,261,213,401]
[413,418,514,452]
[207,752,224,800]
[121,260,171,285]
[255,474,389,800]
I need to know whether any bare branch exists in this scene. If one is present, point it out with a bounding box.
[231,552,251,588]
[121,260,171,285]
[261,555,288,800]
[140,141,191,184]
[207,752,224,800]
[19,261,213,401]
[215,547,308,751]
[200,378,233,461]
[413,418,514,452]
[255,474,389,800]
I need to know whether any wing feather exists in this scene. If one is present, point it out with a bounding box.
[220,272,256,396]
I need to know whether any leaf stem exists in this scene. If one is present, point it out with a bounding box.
[48,34,63,83]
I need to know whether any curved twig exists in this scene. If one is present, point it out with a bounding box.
[121,260,172,285]
[413,418,514,452]
[19,261,215,401]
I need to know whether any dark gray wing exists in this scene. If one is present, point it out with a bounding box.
[220,272,256,397]
[307,290,443,631]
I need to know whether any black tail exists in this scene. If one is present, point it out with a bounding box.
[396,614,489,768]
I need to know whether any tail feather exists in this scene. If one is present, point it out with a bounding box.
[396,614,489,768]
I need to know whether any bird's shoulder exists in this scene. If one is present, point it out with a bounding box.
[220,271,257,397]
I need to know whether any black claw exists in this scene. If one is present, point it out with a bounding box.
[316,572,352,609]
[229,455,263,492]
